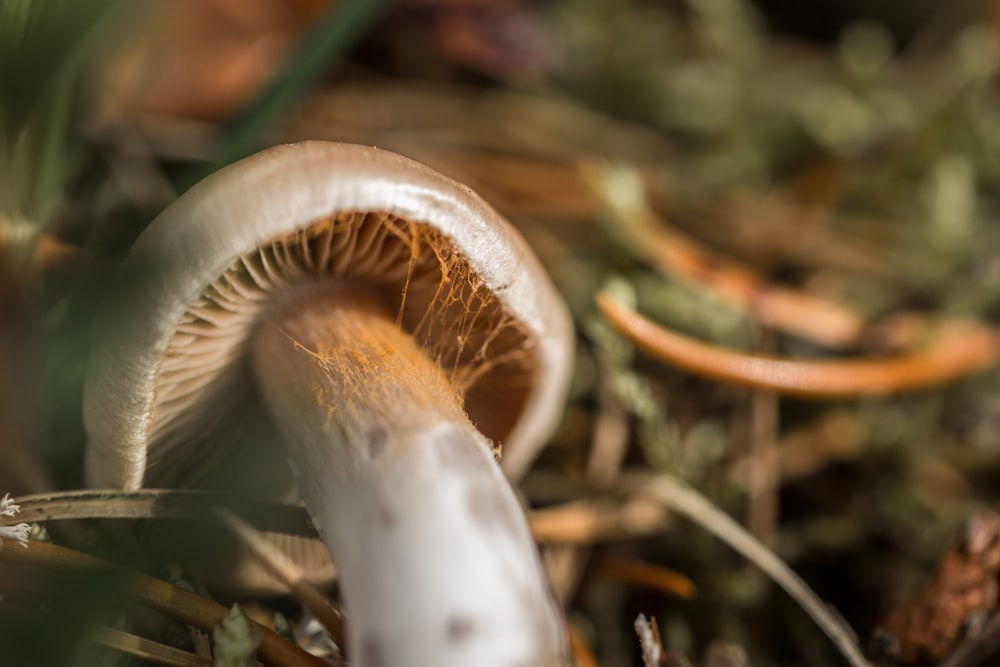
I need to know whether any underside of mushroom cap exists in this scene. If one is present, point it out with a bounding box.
[84,141,573,494]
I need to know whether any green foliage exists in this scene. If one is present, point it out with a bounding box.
[0,0,126,222]
[212,604,260,667]
[180,0,391,188]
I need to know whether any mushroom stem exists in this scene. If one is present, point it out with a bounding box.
[251,288,567,667]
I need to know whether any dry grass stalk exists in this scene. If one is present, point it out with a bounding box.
[634,473,872,667]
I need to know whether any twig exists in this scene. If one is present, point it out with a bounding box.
[543,543,592,606]
[210,506,346,650]
[582,162,865,348]
[91,626,213,667]
[597,292,1000,398]
[528,495,670,544]
[0,540,330,667]
[744,327,779,541]
[597,555,696,600]
[568,621,602,667]
[587,374,631,489]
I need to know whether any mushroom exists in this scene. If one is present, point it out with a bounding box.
[84,142,573,666]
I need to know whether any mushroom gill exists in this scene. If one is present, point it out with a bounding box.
[146,211,535,492]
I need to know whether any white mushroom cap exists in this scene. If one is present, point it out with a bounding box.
[84,140,572,495]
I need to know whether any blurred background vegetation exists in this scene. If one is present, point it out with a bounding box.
[3,0,1000,665]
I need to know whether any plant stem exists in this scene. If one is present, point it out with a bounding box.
[253,287,567,667]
